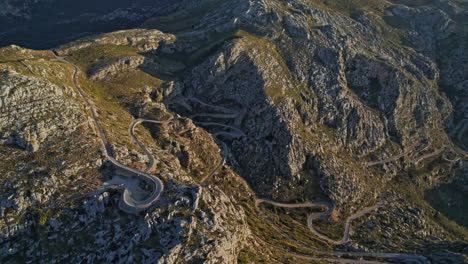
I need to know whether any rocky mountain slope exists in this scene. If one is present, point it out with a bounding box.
[0,0,192,49]
[0,0,467,263]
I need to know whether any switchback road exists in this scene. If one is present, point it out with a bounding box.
[52,51,165,213]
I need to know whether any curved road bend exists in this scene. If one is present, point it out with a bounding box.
[200,141,228,184]
[442,151,461,163]
[411,143,468,163]
[308,202,384,245]
[178,96,429,263]
[52,51,165,212]
[256,199,383,245]
[193,121,246,137]
[363,143,420,167]
[129,118,178,172]
[255,199,429,263]
[409,145,449,165]
[182,97,238,114]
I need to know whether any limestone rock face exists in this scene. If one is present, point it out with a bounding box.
[56,29,176,56]
[0,69,85,151]
[180,0,459,212]
[88,56,146,80]
[0,59,251,262]
[0,0,467,263]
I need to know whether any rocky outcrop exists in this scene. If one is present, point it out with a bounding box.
[0,0,466,263]
[0,62,252,262]
[88,56,146,80]
[353,195,450,252]
[88,55,185,81]
[56,29,176,55]
[0,135,251,264]
[177,0,459,213]
[0,69,85,151]
[389,4,457,58]
[159,185,251,264]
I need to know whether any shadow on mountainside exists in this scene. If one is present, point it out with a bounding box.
[422,240,467,264]
[424,170,468,229]
[136,32,328,203]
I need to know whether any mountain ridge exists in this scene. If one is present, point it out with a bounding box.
[0,0,466,263]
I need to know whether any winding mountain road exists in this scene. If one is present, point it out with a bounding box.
[180,97,237,114]
[49,45,447,263]
[200,141,228,184]
[255,198,429,263]
[178,97,430,263]
[366,141,466,168]
[52,51,165,213]
[129,118,178,172]
[410,145,447,165]
[256,198,384,246]
[363,143,420,167]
